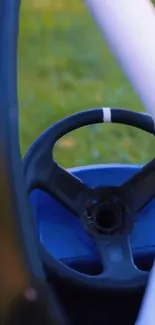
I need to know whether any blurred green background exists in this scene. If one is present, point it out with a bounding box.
[18,0,155,167]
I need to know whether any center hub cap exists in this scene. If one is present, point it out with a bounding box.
[82,186,133,236]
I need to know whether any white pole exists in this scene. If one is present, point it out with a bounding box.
[84,0,155,119]
[135,261,155,325]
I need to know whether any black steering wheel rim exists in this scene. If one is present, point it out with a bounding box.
[23,108,155,291]
[24,107,155,192]
[24,107,155,172]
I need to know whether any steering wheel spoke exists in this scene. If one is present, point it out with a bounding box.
[94,234,145,282]
[121,158,155,213]
[95,235,134,275]
[45,163,92,217]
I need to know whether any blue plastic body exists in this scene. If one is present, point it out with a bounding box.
[30,164,155,268]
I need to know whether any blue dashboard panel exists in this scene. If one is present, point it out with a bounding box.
[29,164,155,262]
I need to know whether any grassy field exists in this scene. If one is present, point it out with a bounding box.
[18,0,155,167]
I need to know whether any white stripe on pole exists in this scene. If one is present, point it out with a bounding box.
[84,0,155,120]
[102,108,111,123]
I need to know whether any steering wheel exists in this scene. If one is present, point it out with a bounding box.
[23,107,155,290]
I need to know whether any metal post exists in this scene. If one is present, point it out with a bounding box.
[84,0,155,119]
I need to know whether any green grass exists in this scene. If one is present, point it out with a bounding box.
[18,0,155,167]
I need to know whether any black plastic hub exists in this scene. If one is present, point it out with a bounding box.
[94,202,122,232]
[83,186,132,236]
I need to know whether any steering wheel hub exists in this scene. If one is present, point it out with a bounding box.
[90,202,123,234]
[83,186,131,235]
